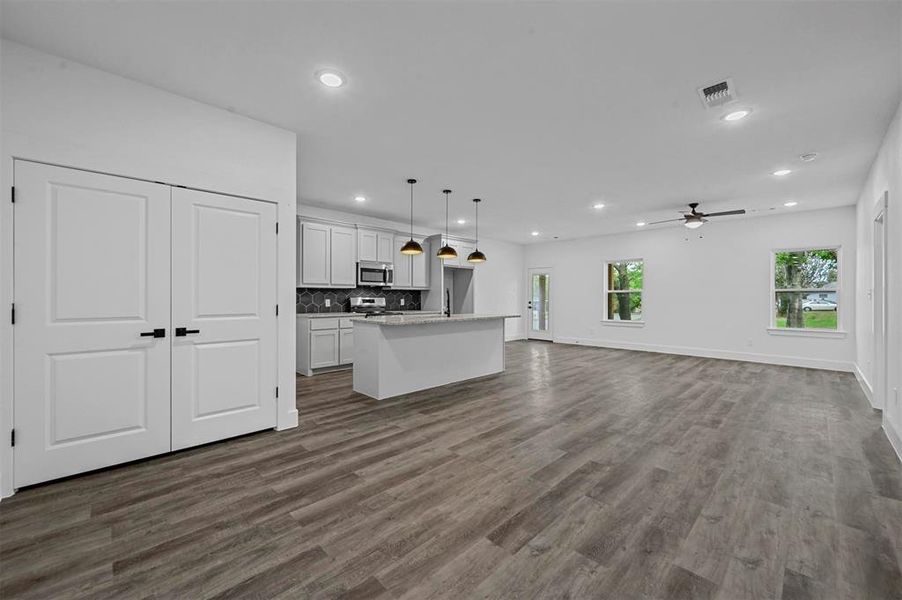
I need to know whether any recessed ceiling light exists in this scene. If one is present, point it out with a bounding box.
[457,219,466,225]
[593,203,605,209]
[636,222,647,227]
[531,231,540,236]
[784,201,798,207]
[723,109,751,122]
[316,69,345,88]
[354,195,366,202]
[772,169,792,177]
[800,152,818,162]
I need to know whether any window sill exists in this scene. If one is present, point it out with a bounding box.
[601,320,645,328]
[766,328,847,339]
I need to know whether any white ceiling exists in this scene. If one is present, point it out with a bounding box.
[1,1,900,243]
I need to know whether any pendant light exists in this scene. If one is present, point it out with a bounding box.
[437,189,458,260]
[467,198,487,263]
[399,179,424,255]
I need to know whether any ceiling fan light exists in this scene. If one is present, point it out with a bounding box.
[437,244,458,260]
[684,218,704,229]
[467,248,487,263]
[400,238,424,255]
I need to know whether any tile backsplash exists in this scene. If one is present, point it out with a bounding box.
[296,287,422,313]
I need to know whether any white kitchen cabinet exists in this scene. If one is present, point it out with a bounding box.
[330,225,357,286]
[412,238,431,288]
[440,238,461,267]
[340,329,354,364]
[392,236,412,288]
[300,220,356,288]
[457,242,476,269]
[360,228,394,263]
[393,236,430,289]
[377,232,394,263]
[310,330,340,368]
[298,316,355,375]
[358,228,378,261]
[301,222,331,285]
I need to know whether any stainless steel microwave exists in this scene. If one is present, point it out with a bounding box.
[357,261,393,286]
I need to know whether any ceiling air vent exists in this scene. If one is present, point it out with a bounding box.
[697,78,737,109]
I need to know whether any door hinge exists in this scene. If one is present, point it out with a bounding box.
[10,303,14,325]
[275,386,279,398]
[10,186,15,203]
[276,304,279,316]
[276,222,279,235]
[10,429,15,447]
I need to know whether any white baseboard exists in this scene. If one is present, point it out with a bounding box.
[852,363,875,407]
[505,334,526,342]
[884,418,902,464]
[552,336,853,372]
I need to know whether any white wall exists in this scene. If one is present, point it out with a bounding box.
[473,238,526,340]
[0,40,299,497]
[854,99,902,458]
[296,203,526,339]
[524,206,856,371]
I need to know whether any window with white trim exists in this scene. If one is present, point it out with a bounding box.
[772,248,839,330]
[604,259,643,322]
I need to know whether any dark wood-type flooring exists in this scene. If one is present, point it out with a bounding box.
[2,341,901,599]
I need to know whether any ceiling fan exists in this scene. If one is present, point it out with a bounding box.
[649,202,746,229]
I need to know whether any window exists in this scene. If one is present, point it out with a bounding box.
[605,259,643,322]
[772,248,839,331]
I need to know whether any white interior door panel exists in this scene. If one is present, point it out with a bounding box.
[13,162,172,487]
[170,187,278,450]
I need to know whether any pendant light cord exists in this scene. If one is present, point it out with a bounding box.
[445,191,450,239]
[409,182,414,238]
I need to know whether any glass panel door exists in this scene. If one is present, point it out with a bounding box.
[527,268,552,341]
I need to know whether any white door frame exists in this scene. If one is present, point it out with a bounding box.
[527,267,554,341]
[873,192,888,411]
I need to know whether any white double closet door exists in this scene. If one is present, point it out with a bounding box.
[13,162,278,488]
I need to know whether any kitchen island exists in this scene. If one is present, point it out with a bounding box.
[352,314,520,400]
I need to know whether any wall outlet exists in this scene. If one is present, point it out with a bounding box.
[400,298,405,306]
[747,338,753,347]
[324,299,331,307]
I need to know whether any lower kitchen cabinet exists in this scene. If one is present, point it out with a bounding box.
[297,316,355,375]
[340,329,354,364]
[310,329,340,368]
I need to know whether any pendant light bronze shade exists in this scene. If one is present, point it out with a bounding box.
[437,189,458,260]
[467,198,487,263]
[399,179,424,255]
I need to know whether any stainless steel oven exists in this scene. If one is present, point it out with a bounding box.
[357,261,393,286]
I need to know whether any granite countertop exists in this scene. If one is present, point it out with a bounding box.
[353,314,521,326]
[297,310,442,319]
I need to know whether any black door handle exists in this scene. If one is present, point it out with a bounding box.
[139,328,166,338]
[175,327,200,337]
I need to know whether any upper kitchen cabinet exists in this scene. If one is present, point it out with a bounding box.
[412,237,431,288]
[330,225,357,286]
[358,228,394,263]
[300,221,330,285]
[298,220,357,288]
[439,238,459,267]
[392,236,412,288]
[438,237,475,269]
[456,241,476,269]
[391,236,430,289]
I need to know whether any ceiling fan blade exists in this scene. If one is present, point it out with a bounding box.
[703,209,746,218]
[647,218,686,225]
